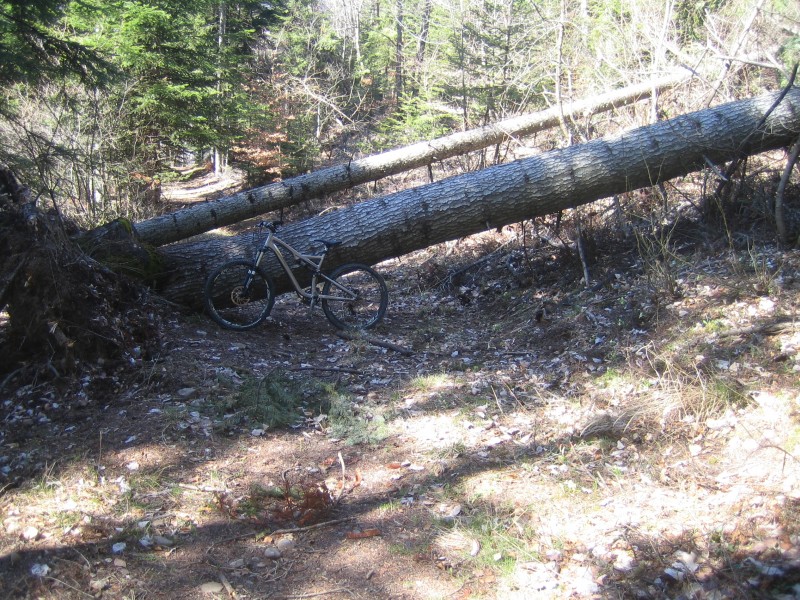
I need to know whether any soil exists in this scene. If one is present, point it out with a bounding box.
[2,177,800,599]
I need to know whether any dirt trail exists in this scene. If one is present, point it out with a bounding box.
[2,175,800,599]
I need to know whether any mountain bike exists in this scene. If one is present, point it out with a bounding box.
[203,221,388,331]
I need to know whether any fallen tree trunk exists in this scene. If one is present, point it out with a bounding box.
[160,87,800,308]
[132,72,690,247]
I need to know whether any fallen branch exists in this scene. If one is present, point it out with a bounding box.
[334,330,414,356]
[717,318,798,338]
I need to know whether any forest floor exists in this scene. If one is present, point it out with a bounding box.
[2,173,800,599]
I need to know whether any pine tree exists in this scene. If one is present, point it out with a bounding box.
[0,0,110,86]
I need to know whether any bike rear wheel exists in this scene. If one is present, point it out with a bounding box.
[321,264,388,330]
[204,259,276,330]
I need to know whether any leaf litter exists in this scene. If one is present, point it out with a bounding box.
[1,210,800,598]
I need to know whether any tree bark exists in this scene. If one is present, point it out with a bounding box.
[131,72,690,247]
[159,87,800,308]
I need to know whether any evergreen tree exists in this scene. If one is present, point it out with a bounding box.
[64,0,285,170]
[0,0,110,87]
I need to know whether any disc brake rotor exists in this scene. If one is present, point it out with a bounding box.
[231,285,250,306]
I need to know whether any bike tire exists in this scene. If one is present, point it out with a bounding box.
[203,259,276,331]
[321,263,388,330]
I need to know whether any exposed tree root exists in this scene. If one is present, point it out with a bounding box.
[0,164,164,383]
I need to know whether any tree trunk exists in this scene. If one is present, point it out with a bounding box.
[159,88,800,308]
[131,72,690,247]
[415,0,432,65]
[394,0,404,100]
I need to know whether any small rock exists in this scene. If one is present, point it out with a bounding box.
[439,503,461,519]
[200,581,224,594]
[21,526,39,540]
[60,499,78,511]
[89,579,107,592]
[112,542,126,554]
[545,549,563,562]
[664,567,684,581]
[674,551,699,573]
[30,563,50,577]
[251,428,265,437]
[614,551,637,572]
[276,538,295,553]
[177,387,197,399]
[152,535,174,547]
[228,558,245,569]
[571,553,588,563]
[745,557,785,577]
[264,546,282,559]
[113,559,126,567]
[573,576,599,595]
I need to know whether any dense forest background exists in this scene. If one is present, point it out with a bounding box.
[2,0,799,229]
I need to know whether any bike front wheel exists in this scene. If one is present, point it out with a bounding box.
[321,264,388,330]
[203,259,276,331]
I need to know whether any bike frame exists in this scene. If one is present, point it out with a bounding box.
[251,227,357,304]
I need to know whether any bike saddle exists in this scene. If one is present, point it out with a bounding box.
[313,239,342,251]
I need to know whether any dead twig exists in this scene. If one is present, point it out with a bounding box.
[335,452,346,503]
[44,577,94,599]
[288,365,362,375]
[210,516,357,547]
[219,573,237,598]
[177,483,229,493]
[0,367,23,394]
[269,516,356,536]
[575,220,591,288]
[280,589,355,599]
[334,330,413,356]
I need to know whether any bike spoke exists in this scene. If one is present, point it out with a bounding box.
[322,264,388,330]
[204,260,275,330]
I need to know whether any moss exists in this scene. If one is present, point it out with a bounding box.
[76,218,166,283]
[116,217,134,235]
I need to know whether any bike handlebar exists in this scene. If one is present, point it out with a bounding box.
[258,220,283,232]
